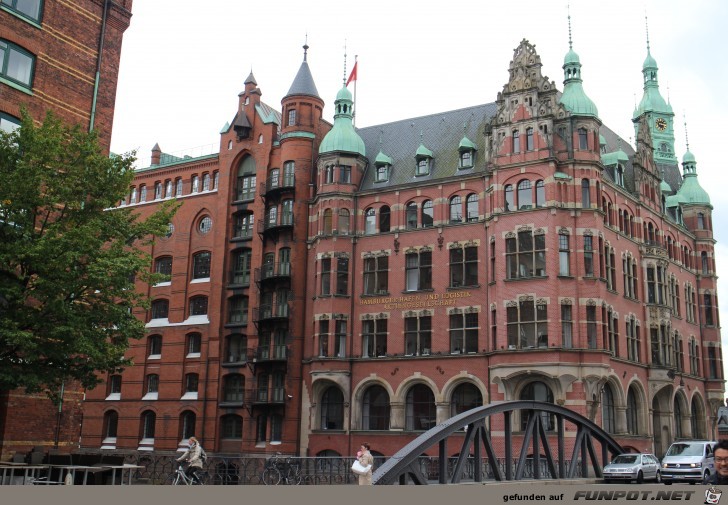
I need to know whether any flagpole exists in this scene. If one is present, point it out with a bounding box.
[353,55,358,127]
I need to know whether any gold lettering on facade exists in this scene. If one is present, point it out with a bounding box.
[360,291,473,309]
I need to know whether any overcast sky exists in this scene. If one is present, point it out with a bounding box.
[110,0,728,384]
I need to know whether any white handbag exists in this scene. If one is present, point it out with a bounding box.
[351,460,371,475]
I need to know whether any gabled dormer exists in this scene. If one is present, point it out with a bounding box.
[415,140,433,176]
[458,135,477,169]
[374,151,392,183]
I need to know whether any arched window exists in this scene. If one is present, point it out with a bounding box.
[450,196,463,223]
[601,386,616,433]
[338,209,350,235]
[697,213,705,230]
[140,410,156,440]
[365,208,376,235]
[422,200,434,228]
[189,296,208,316]
[231,248,252,285]
[151,300,168,320]
[362,385,390,430]
[180,411,196,440]
[202,173,210,191]
[466,194,478,222]
[220,414,242,439]
[504,184,514,212]
[379,205,391,233]
[626,387,639,435]
[320,386,344,430]
[147,335,162,357]
[578,128,588,149]
[406,202,418,229]
[323,209,333,234]
[103,411,118,441]
[535,180,545,207]
[406,384,436,430]
[517,180,532,210]
[450,383,483,417]
[519,381,554,431]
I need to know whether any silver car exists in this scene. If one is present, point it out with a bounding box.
[603,453,661,483]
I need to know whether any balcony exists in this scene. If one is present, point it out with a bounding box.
[253,303,290,324]
[258,215,293,243]
[247,387,286,405]
[255,262,292,285]
[253,344,289,363]
[261,175,295,200]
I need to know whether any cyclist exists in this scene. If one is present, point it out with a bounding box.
[176,436,204,484]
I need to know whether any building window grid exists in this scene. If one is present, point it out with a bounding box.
[363,256,389,295]
[405,315,432,356]
[626,319,640,362]
[0,39,35,88]
[507,301,547,349]
[561,304,573,348]
[450,246,478,288]
[362,319,388,358]
[558,234,570,276]
[450,312,478,354]
[406,250,432,292]
[506,231,546,279]
[583,236,594,277]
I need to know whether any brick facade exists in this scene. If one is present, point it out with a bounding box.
[80,39,723,462]
[0,0,132,460]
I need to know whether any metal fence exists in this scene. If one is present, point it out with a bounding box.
[76,450,582,485]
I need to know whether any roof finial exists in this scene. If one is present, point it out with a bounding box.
[667,83,671,104]
[303,33,309,62]
[645,13,651,53]
[567,3,573,49]
[684,111,690,152]
[343,40,347,86]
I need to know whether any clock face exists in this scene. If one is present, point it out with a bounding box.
[655,118,667,131]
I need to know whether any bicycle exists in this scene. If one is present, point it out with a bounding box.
[261,452,302,485]
[169,464,207,485]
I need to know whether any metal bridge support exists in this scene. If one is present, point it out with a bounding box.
[372,401,624,485]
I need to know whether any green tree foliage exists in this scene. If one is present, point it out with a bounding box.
[0,111,179,395]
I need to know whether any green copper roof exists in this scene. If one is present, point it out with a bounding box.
[415,143,433,158]
[675,174,710,205]
[634,49,672,117]
[375,151,393,165]
[660,179,672,193]
[601,149,629,166]
[564,48,580,65]
[220,121,230,134]
[458,136,477,151]
[319,85,365,156]
[599,134,606,147]
[559,44,598,117]
[643,51,657,71]
[675,151,710,205]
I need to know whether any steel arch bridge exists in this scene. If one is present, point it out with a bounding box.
[373,401,624,485]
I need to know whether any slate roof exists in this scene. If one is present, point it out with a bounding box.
[285,60,320,99]
[357,103,496,191]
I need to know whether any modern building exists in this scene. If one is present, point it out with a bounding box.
[80,32,723,461]
[0,0,133,459]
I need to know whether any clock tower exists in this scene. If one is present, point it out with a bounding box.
[632,22,676,164]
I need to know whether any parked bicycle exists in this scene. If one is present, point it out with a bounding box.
[169,464,208,485]
[261,452,302,485]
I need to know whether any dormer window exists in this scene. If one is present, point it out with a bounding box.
[459,150,473,169]
[616,165,625,187]
[375,164,389,182]
[416,158,430,176]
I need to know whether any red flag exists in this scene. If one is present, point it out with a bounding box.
[346,61,357,87]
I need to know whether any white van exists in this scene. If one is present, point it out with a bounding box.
[661,440,717,484]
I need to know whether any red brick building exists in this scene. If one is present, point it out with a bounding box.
[81,37,723,462]
[0,0,133,459]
